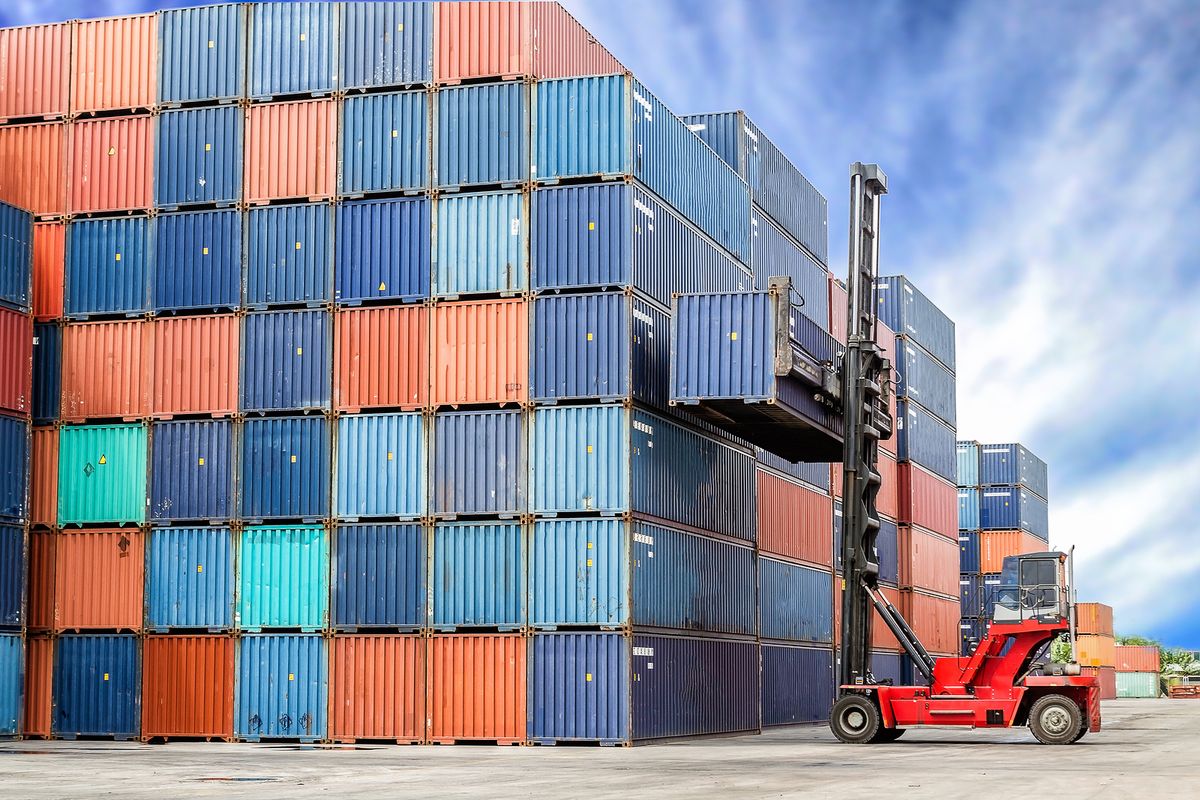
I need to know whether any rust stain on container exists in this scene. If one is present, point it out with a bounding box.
[756,469,831,567]
[0,122,68,217]
[53,528,145,632]
[898,525,960,597]
[23,635,53,737]
[71,14,156,114]
[0,23,70,122]
[244,99,337,203]
[30,426,58,528]
[335,305,428,412]
[69,115,153,214]
[26,529,55,631]
[977,529,1047,574]
[32,222,65,320]
[151,315,237,418]
[431,299,527,407]
[330,634,425,744]
[427,634,526,743]
[142,635,235,740]
[61,320,150,421]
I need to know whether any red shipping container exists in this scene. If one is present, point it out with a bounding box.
[26,529,55,631]
[61,320,150,420]
[1114,645,1159,673]
[23,635,53,737]
[427,634,526,744]
[432,298,527,407]
[0,122,68,217]
[1076,602,1114,636]
[878,321,898,456]
[71,14,156,114]
[830,450,897,521]
[756,469,832,567]
[330,634,425,744]
[0,307,32,415]
[0,23,70,122]
[30,426,57,528]
[900,589,960,656]
[835,585,903,653]
[898,525,959,598]
[142,635,235,741]
[978,530,1048,574]
[1082,666,1117,700]
[32,222,65,320]
[150,315,238,418]
[53,528,145,632]
[244,100,337,203]
[828,275,847,345]
[69,115,153,214]
[335,305,428,411]
[434,1,622,84]
[897,462,956,539]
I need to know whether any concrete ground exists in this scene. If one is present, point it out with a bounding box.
[0,699,1193,799]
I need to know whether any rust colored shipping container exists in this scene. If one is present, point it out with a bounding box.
[1082,666,1117,700]
[898,525,959,598]
[0,122,68,217]
[432,299,527,407]
[978,529,1048,574]
[427,634,526,743]
[53,528,145,632]
[835,586,902,653]
[1076,634,1117,669]
[151,315,237,418]
[0,23,70,122]
[897,462,956,539]
[23,635,53,737]
[1076,602,1114,637]
[26,529,55,631]
[833,450,897,520]
[69,115,153,214]
[828,275,847,345]
[756,469,832,567]
[434,1,622,84]
[335,305,428,411]
[900,589,960,656]
[244,100,337,203]
[1114,645,1159,673]
[71,14,156,114]
[878,321,897,455]
[330,635,425,744]
[61,320,149,420]
[30,426,58,528]
[142,635,235,741]
[32,222,65,321]
[0,307,32,415]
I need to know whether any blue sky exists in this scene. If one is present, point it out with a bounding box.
[5,1,1199,646]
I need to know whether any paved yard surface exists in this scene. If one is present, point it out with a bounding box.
[0,700,1193,798]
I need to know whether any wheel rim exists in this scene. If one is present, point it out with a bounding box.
[1040,705,1072,736]
[842,708,868,733]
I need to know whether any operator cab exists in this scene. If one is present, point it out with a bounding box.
[991,552,1068,625]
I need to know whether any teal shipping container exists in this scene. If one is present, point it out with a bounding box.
[0,634,19,735]
[237,525,329,631]
[58,423,147,526]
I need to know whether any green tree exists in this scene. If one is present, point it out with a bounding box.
[1116,634,1160,647]
[1161,647,1200,675]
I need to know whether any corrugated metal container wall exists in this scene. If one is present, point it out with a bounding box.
[246,203,333,307]
[237,525,329,631]
[432,409,524,517]
[878,321,898,456]
[150,314,238,417]
[434,190,526,297]
[71,14,156,114]
[142,635,235,739]
[332,524,426,630]
[244,99,337,203]
[53,529,144,631]
[239,416,330,521]
[329,634,424,743]
[340,90,429,195]
[527,631,628,743]
[897,463,957,540]
[240,310,331,412]
[431,522,525,629]
[0,122,68,217]
[0,415,28,522]
[0,201,32,312]
[901,590,960,655]
[23,635,52,736]
[158,4,247,105]
[235,634,327,741]
[53,634,141,739]
[759,559,832,643]
[1116,671,1159,698]
[69,116,154,214]
[336,197,430,305]
[978,530,1047,573]
[979,487,1049,540]
[340,1,433,90]
[26,531,53,631]
[0,23,70,121]
[336,413,426,520]
[829,275,847,345]
[757,449,831,492]
[431,298,527,407]
[958,488,980,530]
[33,221,65,321]
[959,531,980,574]
[248,2,335,100]
[898,525,959,597]
[1076,602,1115,637]
[1082,666,1117,700]
[527,518,619,629]
[60,320,148,420]
[65,217,150,317]
[978,443,1049,498]
[756,470,832,566]
[57,423,146,526]
[0,525,23,628]
[896,338,956,426]
[959,574,983,618]
[427,633,525,743]
[896,400,957,484]
[761,643,833,726]
[956,441,979,487]
[749,207,828,327]
[334,305,428,411]
[877,451,899,520]
[435,81,529,189]
[32,322,60,422]
[153,210,241,312]
[875,276,956,371]
[145,527,234,631]
[0,309,31,415]
[155,106,243,207]
[30,426,57,527]
[1076,635,1117,668]
[149,419,234,522]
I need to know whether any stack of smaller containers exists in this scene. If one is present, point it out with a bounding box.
[1114,644,1159,698]
[1075,602,1116,700]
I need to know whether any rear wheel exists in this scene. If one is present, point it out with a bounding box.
[1029,694,1084,745]
[830,694,882,744]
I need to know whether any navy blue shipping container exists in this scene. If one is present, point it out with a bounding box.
[65,217,151,318]
[154,209,241,312]
[980,486,1050,540]
[0,415,28,522]
[240,310,331,412]
[959,530,980,573]
[875,276,956,372]
[332,523,426,630]
[531,182,753,310]
[759,559,833,643]
[896,337,956,427]
[53,634,141,739]
[431,521,525,629]
[436,81,529,188]
[340,1,433,90]
[0,633,19,735]
[896,400,957,484]
[335,197,430,305]
[961,617,988,656]
[149,419,235,522]
[870,650,904,685]
[155,106,243,207]
[0,524,23,628]
[960,573,984,618]
[158,4,247,104]
[32,322,61,422]
[761,643,833,726]
[240,416,330,521]
[433,410,525,517]
[248,2,335,99]
[833,501,897,583]
[246,203,333,307]
[0,201,32,313]
[979,443,1049,499]
[750,206,828,329]
[341,90,429,195]
[235,634,327,741]
[756,449,831,492]
[145,527,235,630]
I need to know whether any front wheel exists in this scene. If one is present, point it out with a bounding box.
[873,727,906,742]
[1029,694,1084,745]
[830,694,883,744]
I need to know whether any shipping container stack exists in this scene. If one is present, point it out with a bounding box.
[1115,644,1160,698]
[1075,603,1117,700]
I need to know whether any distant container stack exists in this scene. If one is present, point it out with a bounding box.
[1114,644,1159,698]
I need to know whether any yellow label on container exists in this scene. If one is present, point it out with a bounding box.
[391,130,398,138]
[398,23,404,31]
[588,222,595,231]
[299,33,306,42]
[378,282,387,291]
[586,332,593,341]
[208,40,215,49]
[197,565,203,573]
[586,673,592,682]
[114,253,121,262]
[295,241,302,250]
[290,454,297,463]
[387,452,394,461]
[198,457,205,466]
[586,558,593,567]
[296,347,303,356]
[586,445,593,454]
[98,455,107,465]
[587,542,593,549]
[202,247,209,256]
[107,146,116,156]
[103,673,109,681]
[730,331,738,340]
[205,143,212,152]
[289,673,295,681]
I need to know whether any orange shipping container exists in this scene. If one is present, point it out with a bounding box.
[0,122,68,217]
[142,635,235,740]
[828,275,847,345]
[30,426,58,527]
[898,525,960,598]
[150,315,237,418]
[900,589,960,656]
[244,100,337,203]
[330,634,425,744]
[53,528,145,632]
[26,529,55,631]
[1076,634,1117,668]
[32,222,65,320]
[835,586,904,653]
[0,23,70,122]
[978,529,1048,574]
[1075,602,1114,636]
[71,14,156,114]
[1114,644,1159,673]
[22,635,53,738]
[897,462,957,539]
[335,305,428,411]
[1082,666,1117,700]
[756,469,832,567]
[432,298,527,407]
[70,115,154,213]
[61,320,150,420]
[427,634,526,744]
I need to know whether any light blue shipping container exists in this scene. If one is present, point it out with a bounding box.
[980,486,1049,540]
[248,2,335,99]
[0,200,32,313]
[153,209,241,312]
[759,558,833,643]
[158,4,247,104]
[239,415,330,521]
[237,524,329,631]
[436,81,529,188]
[335,412,426,520]
[979,442,1049,499]
[155,106,243,207]
[235,634,327,741]
[332,523,426,630]
[240,310,331,412]
[246,203,333,307]
[958,488,980,531]
[750,205,828,328]
[896,400,957,484]
[53,634,141,739]
[340,1,433,90]
[956,441,980,487]
[149,419,234,522]
[0,634,19,735]
[430,521,525,629]
[876,275,956,372]
[534,75,750,264]
[145,527,235,630]
[341,90,429,195]
[432,410,525,517]
[896,337,956,427]
[335,197,430,305]
[434,189,527,297]
[65,217,151,318]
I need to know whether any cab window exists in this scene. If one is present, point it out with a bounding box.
[1020,559,1056,587]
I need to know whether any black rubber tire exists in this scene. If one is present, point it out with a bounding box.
[873,727,906,742]
[1071,720,1088,743]
[1028,694,1084,745]
[830,695,882,744]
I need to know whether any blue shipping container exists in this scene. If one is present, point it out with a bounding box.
[958,488,980,531]
[235,634,327,741]
[158,4,247,104]
[761,643,833,726]
[332,523,426,630]
[336,413,426,520]
[0,633,19,735]
[436,81,529,188]
[341,90,429,195]
[960,573,984,618]
[335,197,430,305]
[155,106,243,207]
[871,650,903,685]
[0,415,28,522]
[956,440,979,487]
[145,527,235,630]
[896,400,957,484]
[756,449,831,492]
[759,558,833,643]
[0,525,23,628]
[153,209,241,312]
[833,501,897,584]
[0,200,32,313]
[340,1,433,90]
[980,486,1050,540]
[896,337,956,427]
[33,322,61,422]
[248,2,335,99]
[528,632,630,743]
[875,275,956,372]
[434,190,527,297]
[246,203,333,307]
[959,531,980,573]
[961,617,988,655]
[432,410,525,517]
[65,217,150,318]
[750,205,828,329]
[240,416,330,521]
[53,634,141,739]
[431,521,525,630]
[240,310,331,412]
[979,443,1049,499]
[150,419,234,522]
